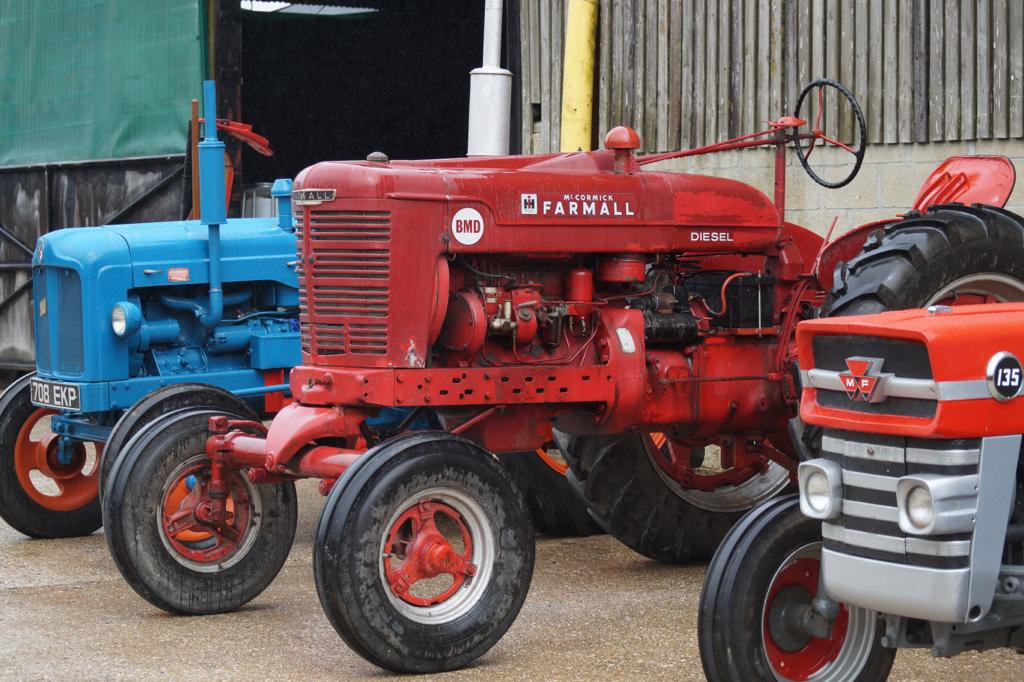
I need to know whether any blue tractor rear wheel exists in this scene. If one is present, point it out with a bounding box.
[98,383,259,504]
[102,407,296,614]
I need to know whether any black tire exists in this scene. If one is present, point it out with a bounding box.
[0,373,102,538]
[497,450,602,537]
[699,495,895,681]
[102,408,297,615]
[561,433,741,563]
[826,204,1024,315]
[315,432,535,674]
[98,383,258,504]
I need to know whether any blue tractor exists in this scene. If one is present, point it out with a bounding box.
[0,82,302,538]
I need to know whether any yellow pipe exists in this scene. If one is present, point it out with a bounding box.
[560,0,599,152]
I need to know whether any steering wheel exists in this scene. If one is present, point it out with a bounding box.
[793,79,867,189]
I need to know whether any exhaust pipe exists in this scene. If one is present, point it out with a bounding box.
[467,0,512,156]
[198,79,225,328]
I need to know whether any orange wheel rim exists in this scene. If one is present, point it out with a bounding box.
[534,448,569,475]
[12,408,101,512]
[162,475,234,543]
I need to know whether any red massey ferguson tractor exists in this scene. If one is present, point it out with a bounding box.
[700,303,1024,681]
[98,80,1024,673]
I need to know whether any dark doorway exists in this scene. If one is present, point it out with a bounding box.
[239,2,485,183]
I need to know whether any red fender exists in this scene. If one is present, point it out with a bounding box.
[814,219,892,291]
[912,155,1015,211]
[814,155,1017,291]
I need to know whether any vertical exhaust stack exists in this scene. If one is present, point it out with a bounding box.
[467,0,512,156]
[198,79,226,328]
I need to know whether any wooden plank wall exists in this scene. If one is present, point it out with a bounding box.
[519,0,1024,153]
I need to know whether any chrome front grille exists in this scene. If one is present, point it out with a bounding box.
[820,430,980,570]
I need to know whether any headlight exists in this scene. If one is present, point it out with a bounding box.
[905,485,934,529]
[111,305,127,336]
[896,473,978,535]
[804,471,831,514]
[111,301,142,338]
[798,459,843,520]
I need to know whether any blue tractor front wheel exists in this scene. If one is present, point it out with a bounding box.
[0,374,103,538]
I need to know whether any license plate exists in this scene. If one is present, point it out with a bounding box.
[30,379,82,410]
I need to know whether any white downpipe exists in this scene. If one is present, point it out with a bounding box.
[467,0,512,156]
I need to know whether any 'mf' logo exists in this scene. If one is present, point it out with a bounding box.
[521,193,538,215]
[838,357,891,402]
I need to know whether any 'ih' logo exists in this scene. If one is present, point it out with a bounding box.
[839,357,891,402]
[521,193,538,215]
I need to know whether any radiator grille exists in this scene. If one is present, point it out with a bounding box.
[820,430,978,570]
[303,209,391,358]
[295,212,311,355]
[32,266,51,373]
[809,334,936,417]
[55,267,84,375]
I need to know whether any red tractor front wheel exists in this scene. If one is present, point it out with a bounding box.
[698,496,895,681]
[315,432,534,674]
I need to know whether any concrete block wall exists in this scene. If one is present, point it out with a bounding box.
[651,140,1024,237]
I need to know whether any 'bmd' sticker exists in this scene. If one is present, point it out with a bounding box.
[451,207,485,245]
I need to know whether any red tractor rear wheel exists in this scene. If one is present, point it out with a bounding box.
[560,433,779,563]
[498,448,601,537]
[825,204,1024,315]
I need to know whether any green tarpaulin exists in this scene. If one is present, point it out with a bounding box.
[0,0,205,168]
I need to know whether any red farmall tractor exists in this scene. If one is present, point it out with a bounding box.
[700,303,1024,681]
[99,80,1024,673]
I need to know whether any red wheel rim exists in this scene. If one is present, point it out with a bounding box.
[647,434,757,492]
[160,461,253,567]
[383,500,477,607]
[12,407,101,511]
[763,556,849,680]
[928,273,1024,307]
[933,292,999,306]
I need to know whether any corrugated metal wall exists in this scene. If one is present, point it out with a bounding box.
[519,0,1024,153]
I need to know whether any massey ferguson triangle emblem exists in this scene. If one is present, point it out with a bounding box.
[839,357,892,402]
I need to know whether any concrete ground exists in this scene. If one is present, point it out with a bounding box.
[1,480,1020,681]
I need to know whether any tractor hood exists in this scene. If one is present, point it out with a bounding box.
[797,303,1024,439]
[37,217,297,290]
[33,217,298,385]
[294,149,781,246]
